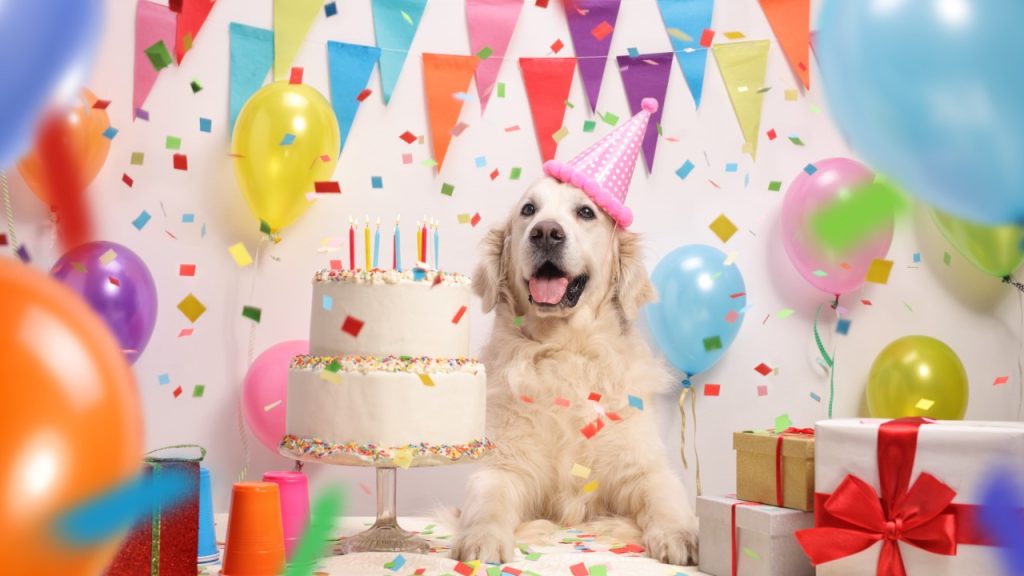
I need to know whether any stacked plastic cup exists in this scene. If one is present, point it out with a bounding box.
[196,466,219,565]
[220,482,286,575]
[263,470,310,559]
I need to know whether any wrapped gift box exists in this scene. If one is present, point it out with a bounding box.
[734,428,815,511]
[697,495,814,576]
[105,448,203,576]
[797,419,1022,575]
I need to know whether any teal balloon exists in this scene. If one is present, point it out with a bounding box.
[817,0,1024,224]
[645,244,747,376]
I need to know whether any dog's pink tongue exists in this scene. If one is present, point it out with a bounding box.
[529,276,569,304]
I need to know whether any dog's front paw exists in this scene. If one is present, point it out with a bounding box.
[643,525,698,566]
[451,526,515,564]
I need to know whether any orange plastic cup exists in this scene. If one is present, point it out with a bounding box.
[221,482,286,575]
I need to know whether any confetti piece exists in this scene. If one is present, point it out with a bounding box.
[755,362,772,376]
[743,547,760,560]
[582,480,599,494]
[570,563,588,576]
[177,294,206,323]
[158,373,170,386]
[441,182,455,196]
[280,133,296,146]
[97,248,117,266]
[173,153,188,171]
[784,88,798,101]
[725,162,738,173]
[520,395,534,404]
[102,126,118,140]
[724,31,746,39]
[282,487,345,576]
[766,128,777,140]
[587,392,602,402]
[913,252,921,263]
[788,135,805,146]
[813,269,828,277]
[836,318,851,335]
[454,562,475,576]
[810,391,821,402]
[369,176,383,190]
[704,383,721,396]
[510,167,522,180]
[803,163,818,175]
[756,385,768,397]
[776,308,794,319]
[554,397,570,408]
[179,264,196,277]
[774,413,793,432]
[514,315,524,326]
[264,400,282,412]
[551,39,564,53]
[700,28,715,47]
[591,20,613,41]
[385,554,406,571]
[552,126,569,142]
[676,160,695,180]
[92,99,111,110]
[315,181,341,193]
[228,242,253,267]
[628,395,644,410]
[145,40,172,70]
[580,417,605,439]
[916,398,935,411]
[399,131,417,144]
[242,305,262,323]
[768,180,782,192]
[571,463,591,479]
[356,88,372,102]
[173,386,183,398]
[944,251,952,266]
[324,1,338,17]
[321,295,333,311]
[995,376,1010,386]
[122,173,134,188]
[452,305,467,324]
[289,67,304,84]
[601,111,619,126]
[667,27,692,42]
[166,135,182,150]
[709,213,738,243]
[342,316,364,337]
[132,210,152,231]
[192,384,205,398]
[451,121,470,136]
[865,259,894,284]
[703,336,722,351]
[476,45,493,59]
[190,79,203,93]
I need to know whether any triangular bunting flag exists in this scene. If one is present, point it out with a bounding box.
[617,52,672,173]
[422,54,478,170]
[656,0,714,108]
[273,0,322,80]
[373,0,429,105]
[520,57,576,162]
[713,40,770,159]
[466,0,523,114]
[563,0,621,113]
[758,0,810,89]
[229,23,274,133]
[134,0,177,119]
[327,42,381,156]
[175,0,215,63]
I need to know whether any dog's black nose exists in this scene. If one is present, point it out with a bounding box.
[530,220,565,250]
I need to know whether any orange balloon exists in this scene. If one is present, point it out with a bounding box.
[0,259,142,575]
[17,89,111,206]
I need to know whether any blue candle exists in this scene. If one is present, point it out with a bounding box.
[394,215,402,271]
[433,220,439,270]
[372,217,380,269]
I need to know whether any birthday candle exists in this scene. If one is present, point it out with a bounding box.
[348,217,355,270]
[421,217,428,264]
[433,219,439,270]
[364,216,371,270]
[415,220,422,265]
[372,217,381,269]
[395,215,402,271]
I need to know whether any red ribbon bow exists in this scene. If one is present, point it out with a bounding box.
[795,418,963,576]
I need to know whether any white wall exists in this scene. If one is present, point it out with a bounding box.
[6,0,1021,516]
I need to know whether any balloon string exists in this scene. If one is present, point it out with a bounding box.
[236,237,265,483]
[1017,288,1023,421]
[813,303,836,419]
[678,377,702,496]
[1,171,18,251]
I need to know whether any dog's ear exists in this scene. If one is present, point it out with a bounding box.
[613,230,656,321]
[473,222,511,313]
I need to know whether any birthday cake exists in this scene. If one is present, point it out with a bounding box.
[281,268,492,466]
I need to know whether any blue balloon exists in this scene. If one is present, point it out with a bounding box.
[0,0,102,168]
[645,244,747,377]
[817,0,1024,224]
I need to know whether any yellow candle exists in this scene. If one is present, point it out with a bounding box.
[364,216,371,270]
[415,219,422,264]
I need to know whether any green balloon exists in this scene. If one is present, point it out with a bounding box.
[867,335,968,420]
[932,209,1024,277]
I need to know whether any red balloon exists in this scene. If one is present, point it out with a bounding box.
[0,258,142,574]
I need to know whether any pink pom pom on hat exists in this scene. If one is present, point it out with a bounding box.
[542,97,659,228]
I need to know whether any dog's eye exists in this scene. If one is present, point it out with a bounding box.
[578,206,596,220]
[520,203,536,217]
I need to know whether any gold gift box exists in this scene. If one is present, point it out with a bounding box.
[734,430,815,511]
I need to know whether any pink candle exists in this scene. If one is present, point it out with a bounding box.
[348,217,355,270]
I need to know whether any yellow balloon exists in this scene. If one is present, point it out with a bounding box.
[232,82,339,231]
[866,335,968,420]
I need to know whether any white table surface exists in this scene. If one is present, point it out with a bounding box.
[201,514,708,575]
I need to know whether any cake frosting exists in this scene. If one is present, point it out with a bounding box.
[284,268,490,467]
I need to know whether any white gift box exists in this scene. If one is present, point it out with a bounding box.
[697,495,814,576]
[808,419,1024,575]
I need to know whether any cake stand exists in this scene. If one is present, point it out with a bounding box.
[281,437,493,554]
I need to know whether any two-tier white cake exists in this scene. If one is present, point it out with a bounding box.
[281,268,492,466]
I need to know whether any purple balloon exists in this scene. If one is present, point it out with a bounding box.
[51,241,157,364]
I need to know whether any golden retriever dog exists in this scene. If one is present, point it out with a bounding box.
[452,176,698,565]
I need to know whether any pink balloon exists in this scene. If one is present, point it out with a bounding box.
[781,158,894,296]
[243,340,308,455]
